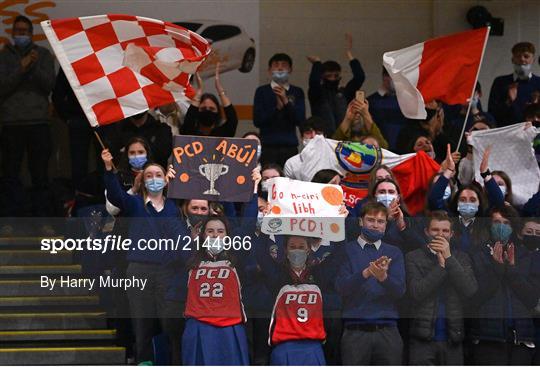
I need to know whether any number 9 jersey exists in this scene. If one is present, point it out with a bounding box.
[269,284,326,345]
[184,260,246,327]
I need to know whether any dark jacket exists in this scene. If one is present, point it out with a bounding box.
[469,243,538,343]
[488,73,540,126]
[308,58,365,136]
[0,42,55,125]
[105,114,172,168]
[253,84,305,147]
[406,246,477,343]
[181,104,238,137]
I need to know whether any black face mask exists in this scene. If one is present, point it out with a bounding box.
[188,213,207,227]
[323,78,340,89]
[198,109,220,127]
[522,235,540,251]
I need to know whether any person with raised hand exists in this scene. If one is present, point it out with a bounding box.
[181,62,238,137]
[101,148,189,365]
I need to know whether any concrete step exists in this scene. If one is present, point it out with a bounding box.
[0,265,81,276]
[0,295,99,307]
[0,312,107,331]
[0,346,125,365]
[0,280,90,296]
[0,237,63,250]
[0,251,73,266]
[0,329,116,342]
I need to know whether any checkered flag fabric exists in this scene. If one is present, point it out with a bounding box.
[42,14,211,126]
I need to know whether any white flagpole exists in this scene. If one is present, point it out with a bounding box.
[456,27,491,149]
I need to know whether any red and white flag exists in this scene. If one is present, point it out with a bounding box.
[383,27,489,119]
[41,14,211,126]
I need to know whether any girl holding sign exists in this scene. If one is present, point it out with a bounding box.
[254,234,343,365]
[101,149,189,365]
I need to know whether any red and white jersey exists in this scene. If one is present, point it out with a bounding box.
[184,260,246,327]
[269,284,326,345]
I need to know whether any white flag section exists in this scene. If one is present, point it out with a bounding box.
[284,135,416,182]
[382,42,426,119]
[469,123,540,206]
[261,178,346,241]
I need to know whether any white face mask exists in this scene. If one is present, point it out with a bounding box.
[256,211,264,229]
[376,193,397,208]
[499,185,507,197]
[207,237,224,256]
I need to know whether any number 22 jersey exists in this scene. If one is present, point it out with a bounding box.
[184,260,246,327]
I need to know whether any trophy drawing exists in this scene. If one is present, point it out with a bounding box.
[199,163,229,195]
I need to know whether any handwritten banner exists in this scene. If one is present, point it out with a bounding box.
[168,135,257,202]
[261,177,345,241]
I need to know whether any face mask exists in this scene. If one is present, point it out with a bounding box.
[144,177,165,194]
[443,186,452,201]
[207,237,224,256]
[427,151,436,159]
[287,249,308,268]
[376,194,397,208]
[188,214,207,227]
[272,70,289,84]
[13,35,31,48]
[256,145,262,161]
[513,63,532,79]
[498,185,507,197]
[198,109,220,126]
[491,223,513,243]
[361,226,385,243]
[256,211,264,229]
[261,180,272,193]
[522,235,539,251]
[457,202,479,218]
[323,78,340,89]
[128,155,147,170]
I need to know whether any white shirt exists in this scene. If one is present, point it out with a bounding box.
[357,235,382,250]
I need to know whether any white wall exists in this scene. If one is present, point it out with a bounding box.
[257,0,540,115]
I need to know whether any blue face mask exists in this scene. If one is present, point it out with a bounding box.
[376,194,397,208]
[361,226,385,243]
[144,177,165,194]
[443,186,452,201]
[128,155,147,170]
[13,35,31,48]
[491,223,513,243]
[272,70,289,84]
[457,202,479,218]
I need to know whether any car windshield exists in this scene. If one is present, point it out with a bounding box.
[174,22,202,32]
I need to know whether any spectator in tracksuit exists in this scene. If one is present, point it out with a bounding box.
[406,211,477,365]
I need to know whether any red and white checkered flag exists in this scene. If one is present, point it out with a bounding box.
[41,14,211,126]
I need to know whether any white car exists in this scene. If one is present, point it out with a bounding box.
[174,20,256,79]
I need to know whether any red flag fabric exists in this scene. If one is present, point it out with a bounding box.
[391,150,440,215]
[41,14,211,126]
[383,28,489,119]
